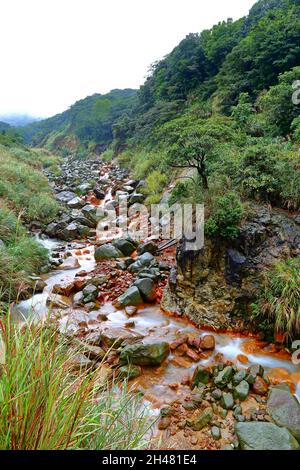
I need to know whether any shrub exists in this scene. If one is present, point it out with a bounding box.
[205,191,244,240]
[236,141,300,209]
[169,181,191,205]
[144,170,168,204]
[102,148,114,161]
[252,257,300,341]
[0,205,48,302]
[291,116,300,142]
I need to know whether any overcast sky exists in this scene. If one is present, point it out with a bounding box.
[0,0,257,118]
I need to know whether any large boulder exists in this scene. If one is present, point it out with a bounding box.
[133,278,156,303]
[137,241,157,256]
[173,206,300,331]
[233,380,250,401]
[67,197,85,209]
[267,385,300,442]
[120,340,169,366]
[214,366,234,388]
[114,286,143,308]
[82,284,98,303]
[82,205,103,226]
[192,366,211,386]
[137,252,156,267]
[112,238,136,257]
[45,220,67,238]
[129,193,145,204]
[62,223,81,240]
[101,327,144,348]
[187,407,213,431]
[71,210,96,228]
[56,191,77,203]
[59,256,81,270]
[94,243,123,261]
[235,422,300,450]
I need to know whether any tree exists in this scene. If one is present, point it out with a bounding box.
[166,133,217,189]
[258,66,300,136]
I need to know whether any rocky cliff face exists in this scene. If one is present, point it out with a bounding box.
[161,205,300,332]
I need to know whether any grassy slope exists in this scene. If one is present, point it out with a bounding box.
[0,144,60,304]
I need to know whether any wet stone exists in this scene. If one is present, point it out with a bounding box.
[211,426,221,440]
[233,380,250,401]
[220,392,234,410]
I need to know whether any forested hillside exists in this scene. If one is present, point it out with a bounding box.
[21,89,137,153]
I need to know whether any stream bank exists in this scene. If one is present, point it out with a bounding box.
[13,154,300,450]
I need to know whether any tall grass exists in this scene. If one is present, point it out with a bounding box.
[0,205,48,302]
[253,257,300,340]
[0,316,153,450]
[0,144,59,223]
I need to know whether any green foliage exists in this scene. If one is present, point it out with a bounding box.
[0,144,60,302]
[101,148,114,161]
[0,129,23,147]
[258,67,300,136]
[217,1,300,112]
[235,141,300,209]
[0,204,48,302]
[143,170,168,204]
[0,318,152,449]
[291,116,300,141]
[201,18,244,71]
[231,93,257,132]
[141,34,209,104]
[169,181,191,205]
[0,145,59,222]
[21,89,137,150]
[166,132,218,189]
[205,192,244,240]
[252,257,300,340]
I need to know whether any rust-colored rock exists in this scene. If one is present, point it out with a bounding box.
[170,336,188,350]
[252,376,269,395]
[187,335,201,350]
[237,354,249,364]
[186,348,200,362]
[200,335,215,350]
[158,417,171,430]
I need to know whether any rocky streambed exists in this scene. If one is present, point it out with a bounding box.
[12,154,300,451]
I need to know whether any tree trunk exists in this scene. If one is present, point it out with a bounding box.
[197,168,208,189]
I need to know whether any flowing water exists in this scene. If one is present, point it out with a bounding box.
[13,240,300,406]
[10,163,300,408]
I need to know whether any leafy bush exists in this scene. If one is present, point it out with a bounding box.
[252,257,300,341]
[0,318,152,449]
[205,192,244,240]
[291,116,300,141]
[258,67,300,136]
[169,181,191,205]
